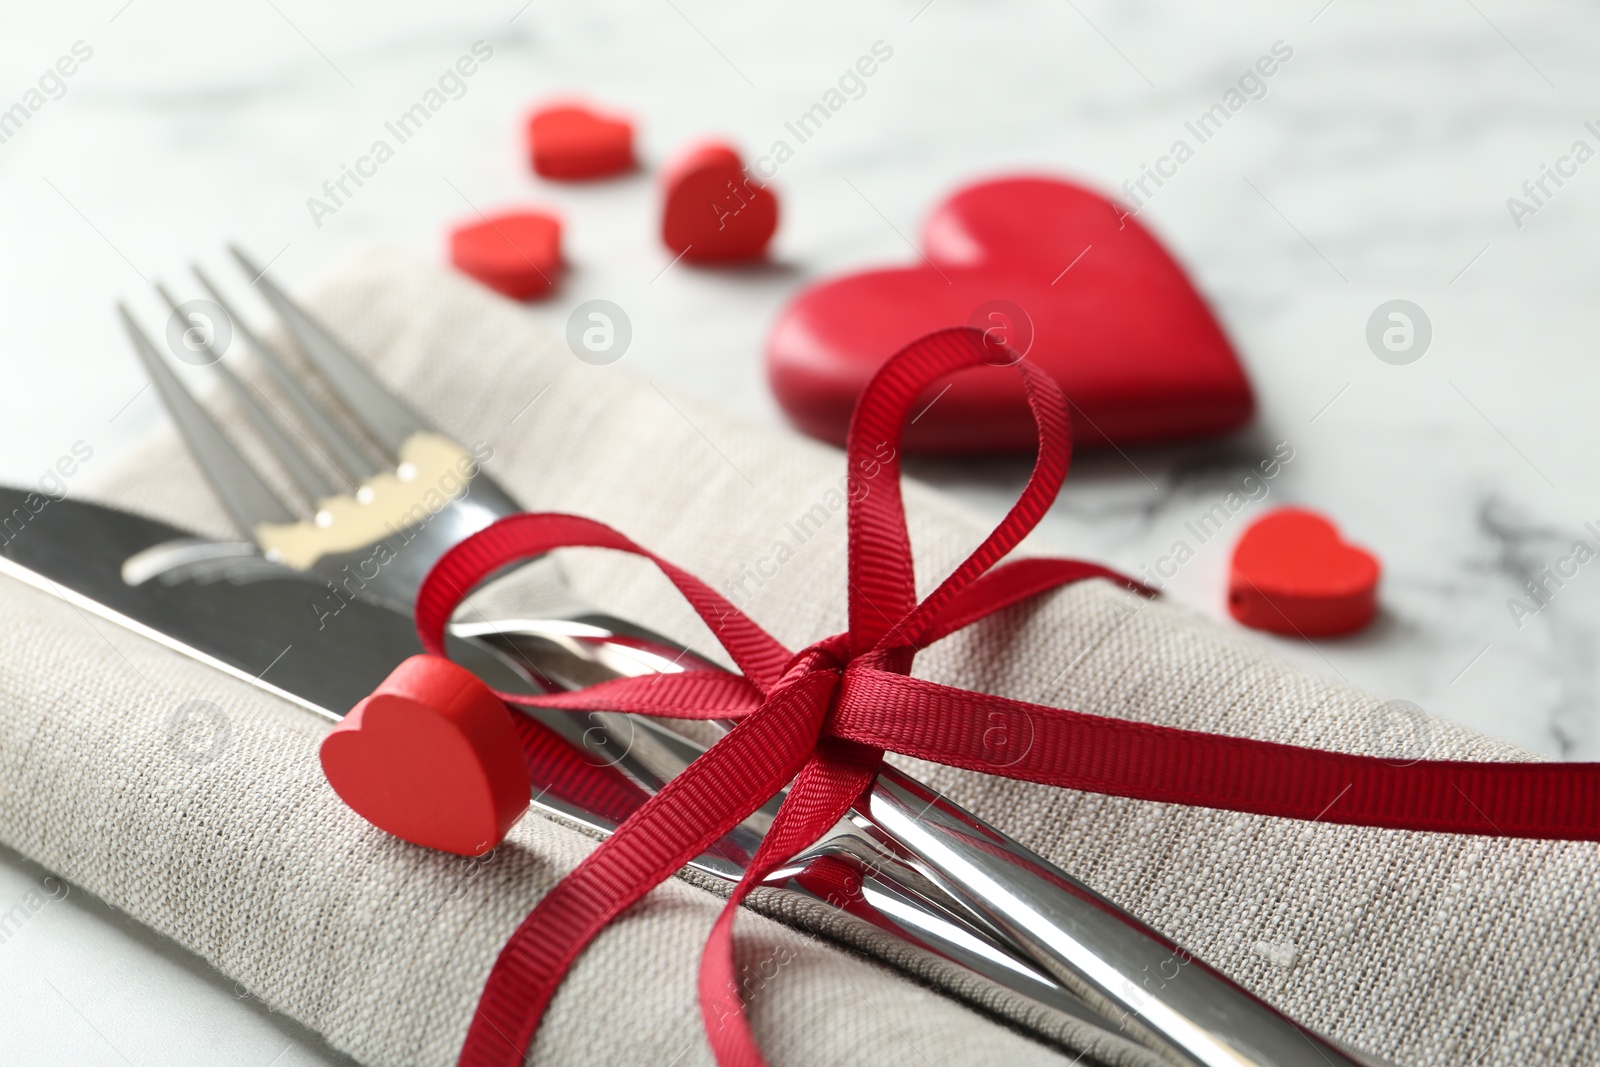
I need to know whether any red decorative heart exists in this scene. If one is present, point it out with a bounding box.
[766,176,1253,453]
[449,210,563,301]
[1228,508,1381,637]
[660,142,778,263]
[320,655,530,856]
[526,103,635,180]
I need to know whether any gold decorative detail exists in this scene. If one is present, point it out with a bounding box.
[256,432,481,570]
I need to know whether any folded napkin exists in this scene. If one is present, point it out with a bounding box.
[4,249,1594,1066]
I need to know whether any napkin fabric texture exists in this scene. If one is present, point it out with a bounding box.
[1,249,1594,1067]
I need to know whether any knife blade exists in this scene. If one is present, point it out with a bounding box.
[0,486,525,713]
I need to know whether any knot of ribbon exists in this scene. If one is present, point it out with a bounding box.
[413,327,1600,1067]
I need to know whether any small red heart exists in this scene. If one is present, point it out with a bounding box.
[527,102,635,180]
[1228,508,1381,637]
[765,176,1253,453]
[660,142,778,263]
[320,655,530,856]
[449,210,563,301]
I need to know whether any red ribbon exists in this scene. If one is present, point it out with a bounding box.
[416,327,1600,1067]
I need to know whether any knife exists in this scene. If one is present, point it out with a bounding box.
[0,487,1388,1067]
[0,486,1167,1058]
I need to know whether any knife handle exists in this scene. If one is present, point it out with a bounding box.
[860,770,1387,1067]
[510,711,1130,1049]
[467,613,1382,1067]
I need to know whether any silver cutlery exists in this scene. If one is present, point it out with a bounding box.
[0,487,1122,1055]
[97,247,1381,1067]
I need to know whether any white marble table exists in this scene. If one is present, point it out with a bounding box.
[2,0,1598,1062]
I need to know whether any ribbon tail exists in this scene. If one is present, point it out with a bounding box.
[832,669,1600,841]
[699,738,884,1067]
[458,674,836,1067]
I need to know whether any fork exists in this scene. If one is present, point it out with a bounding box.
[115,248,1377,1067]
[114,250,1124,1045]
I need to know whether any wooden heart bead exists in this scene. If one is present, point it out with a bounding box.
[660,142,778,263]
[527,102,635,180]
[320,655,530,856]
[1229,508,1381,637]
[449,210,563,301]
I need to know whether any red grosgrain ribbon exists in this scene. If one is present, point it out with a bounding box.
[416,327,1600,1067]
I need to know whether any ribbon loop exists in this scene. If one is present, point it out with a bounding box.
[417,512,794,693]
[842,326,1074,656]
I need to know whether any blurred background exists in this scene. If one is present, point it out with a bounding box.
[2,1,1597,1062]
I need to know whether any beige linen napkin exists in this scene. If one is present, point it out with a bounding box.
[5,248,1595,1066]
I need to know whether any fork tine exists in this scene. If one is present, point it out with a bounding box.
[191,265,378,484]
[117,303,297,532]
[156,282,337,504]
[230,245,430,458]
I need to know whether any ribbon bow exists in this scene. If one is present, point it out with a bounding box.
[416,328,1600,1067]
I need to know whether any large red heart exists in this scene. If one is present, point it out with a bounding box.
[1228,508,1380,637]
[660,142,778,263]
[320,655,530,856]
[766,176,1253,453]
